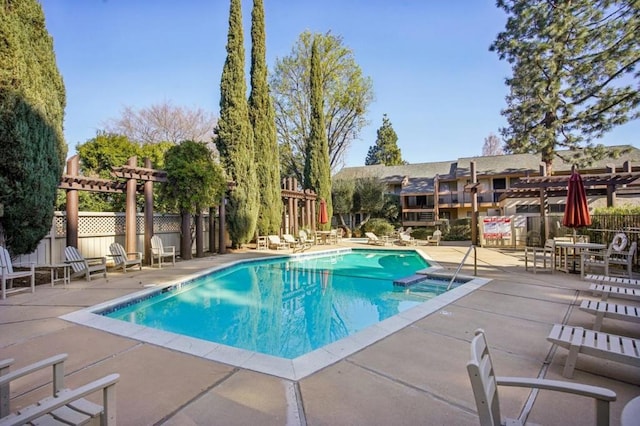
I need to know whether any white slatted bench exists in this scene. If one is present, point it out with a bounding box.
[589,284,640,302]
[579,300,640,331]
[547,324,640,378]
[584,274,640,289]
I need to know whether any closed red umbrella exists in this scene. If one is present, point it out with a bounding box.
[563,168,591,230]
[318,199,329,225]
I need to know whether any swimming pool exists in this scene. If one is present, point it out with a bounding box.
[61,248,490,380]
[101,250,433,359]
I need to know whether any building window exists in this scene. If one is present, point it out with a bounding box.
[515,204,541,214]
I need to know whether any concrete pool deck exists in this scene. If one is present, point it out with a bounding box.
[1,242,638,425]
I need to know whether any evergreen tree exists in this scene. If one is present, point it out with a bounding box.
[365,114,405,165]
[0,0,66,255]
[216,0,258,247]
[304,38,332,229]
[249,0,281,236]
[491,0,639,173]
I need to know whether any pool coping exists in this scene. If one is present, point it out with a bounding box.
[60,248,491,381]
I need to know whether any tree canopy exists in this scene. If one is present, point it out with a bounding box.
[271,30,374,180]
[104,101,218,146]
[481,133,504,156]
[491,0,639,173]
[249,0,282,236]
[216,0,259,247]
[304,37,333,229]
[365,114,405,165]
[0,0,66,255]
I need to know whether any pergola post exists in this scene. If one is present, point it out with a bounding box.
[143,158,153,265]
[125,156,137,254]
[539,163,548,242]
[209,206,216,253]
[65,156,79,248]
[470,161,478,246]
[218,198,226,254]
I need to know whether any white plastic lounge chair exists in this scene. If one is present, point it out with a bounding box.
[109,243,142,272]
[397,232,416,246]
[584,274,640,289]
[267,235,289,250]
[0,246,35,300]
[0,353,118,426]
[365,232,387,246]
[150,235,175,268]
[579,300,640,331]
[581,240,637,279]
[298,230,316,246]
[547,324,640,379]
[524,240,556,274]
[64,246,107,282]
[282,234,300,248]
[589,283,640,302]
[425,229,442,246]
[468,328,615,426]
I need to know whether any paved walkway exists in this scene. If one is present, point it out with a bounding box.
[1,243,638,425]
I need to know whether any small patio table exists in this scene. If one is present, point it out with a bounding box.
[36,263,71,287]
[554,241,606,274]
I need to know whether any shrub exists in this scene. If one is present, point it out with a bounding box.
[361,218,394,236]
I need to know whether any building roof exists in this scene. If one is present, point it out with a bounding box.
[334,145,640,181]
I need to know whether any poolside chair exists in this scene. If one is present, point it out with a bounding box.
[298,230,316,246]
[581,238,637,279]
[547,324,640,379]
[524,239,556,274]
[365,232,385,246]
[267,235,289,250]
[468,329,615,426]
[424,229,442,246]
[0,353,119,426]
[282,234,300,248]
[108,243,142,272]
[0,246,35,300]
[151,235,176,268]
[579,299,640,331]
[64,246,107,282]
[397,232,417,246]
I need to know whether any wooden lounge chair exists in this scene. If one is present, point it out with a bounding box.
[150,235,175,268]
[579,300,640,331]
[584,274,640,289]
[425,229,442,246]
[547,324,640,379]
[468,329,615,426]
[282,234,300,248]
[589,283,640,302]
[108,243,142,272]
[0,353,119,426]
[397,232,417,246]
[0,246,35,300]
[64,246,107,282]
[267,235,289,250]
[365,232,389,246]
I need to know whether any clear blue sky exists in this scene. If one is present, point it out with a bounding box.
[39,0,638,168]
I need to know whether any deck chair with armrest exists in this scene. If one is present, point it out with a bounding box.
[468,329,615,426]
[365,232,384,246]
[267,235,289,250]
[424,229,442,246]
[64,246,107,282]
[109,243,142,272]
[0,353,119,426]
[150,235,175,268]
[0,246,35,300]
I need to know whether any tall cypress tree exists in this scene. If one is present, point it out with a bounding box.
[216,0,258,248]
[0,0,66,255]
[249,0,281,236]
[304,38,332,230]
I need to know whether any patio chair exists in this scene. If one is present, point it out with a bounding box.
[282,234,301,248]
[578,299,640,331]
[397,232,417,246]
[424,230,442,246]
[0,353,119,426]
[150,235,175,268]
[298,230,316,246]
[468,329,615,426]
[267,235,289,250]
[524,239,556,274]
[108,242,142,272]
[64,246,107,282]
[0,246,35,300]
[365,232,384,246]
[581,237,636,279]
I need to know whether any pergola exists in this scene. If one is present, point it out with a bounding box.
[280,177,318,236]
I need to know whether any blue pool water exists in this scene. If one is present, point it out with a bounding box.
[103,249,451,359]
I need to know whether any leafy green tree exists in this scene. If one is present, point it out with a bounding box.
[365,114,405,165]
[249,0,281,236]
[271,30,374,180]
[161,141,226,259]
[216,0,259,248]
[304,38,333,230]
[0,0,66,255]
[331,178,354,228]
[353,177,386,226]
[491,0,639,173]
